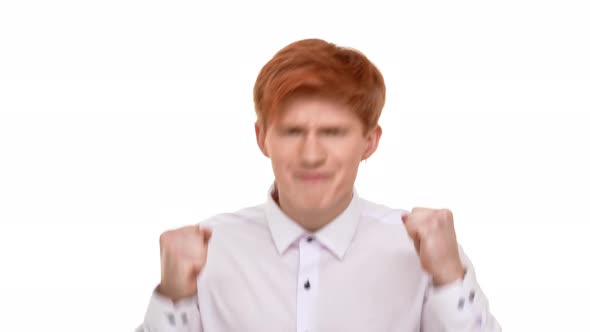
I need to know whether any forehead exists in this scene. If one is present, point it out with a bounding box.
[276,95,359,125]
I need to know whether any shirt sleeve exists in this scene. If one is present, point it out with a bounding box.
[420,247,502,332]
[136,287,203,332]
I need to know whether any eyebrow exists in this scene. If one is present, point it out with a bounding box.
[277,123,351,130]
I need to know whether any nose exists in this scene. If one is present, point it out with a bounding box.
[300,134,326,167]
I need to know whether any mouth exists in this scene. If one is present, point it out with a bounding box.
[296,173,331,182]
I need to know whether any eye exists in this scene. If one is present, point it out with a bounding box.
[282,127,304,136]
[322,128,346,136]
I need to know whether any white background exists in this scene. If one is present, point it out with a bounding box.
[1,1,588,331]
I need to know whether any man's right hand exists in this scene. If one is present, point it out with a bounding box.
[157,225,212,302]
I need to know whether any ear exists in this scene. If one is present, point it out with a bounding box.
[255,121,269,157]
[362,125,382,160]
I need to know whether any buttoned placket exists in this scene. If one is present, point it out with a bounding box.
[296,235,321,332]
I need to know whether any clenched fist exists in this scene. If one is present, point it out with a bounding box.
[157,225,212,302]
[402,208,465,287]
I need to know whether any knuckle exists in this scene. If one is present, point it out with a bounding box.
[186,225,199,233]
[159,231,171,246]
[439,209,453,221]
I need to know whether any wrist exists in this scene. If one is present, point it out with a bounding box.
[432,264,465,287]
[156,284,188,303]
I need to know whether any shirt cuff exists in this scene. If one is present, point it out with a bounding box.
[426,266,487,329]
[143,287,199,331]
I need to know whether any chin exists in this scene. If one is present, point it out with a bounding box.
[278,179,343,208]
[298,201,329,211]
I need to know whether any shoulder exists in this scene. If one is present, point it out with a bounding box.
[354,198,419,269]
[198,204,266,230]
[356,198,414,251]
[196,204,270,245]
[356,198,412,248]
[359,197,408,226]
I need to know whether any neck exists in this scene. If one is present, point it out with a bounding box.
[272,188,353,232]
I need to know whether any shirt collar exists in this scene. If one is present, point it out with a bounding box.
[264,183,362,260]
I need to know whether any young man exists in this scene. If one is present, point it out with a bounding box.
[138,39,501,331]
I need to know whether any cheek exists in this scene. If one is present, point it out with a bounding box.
[269,145,294,170]
[332,142,366,164]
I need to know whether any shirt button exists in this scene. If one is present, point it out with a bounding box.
[167,313,176,326]
[304,280,311,290]
[307,236,313,242]
[469,290,476,302]
[458,297,465,310]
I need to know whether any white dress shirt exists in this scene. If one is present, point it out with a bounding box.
[138,187,501,331]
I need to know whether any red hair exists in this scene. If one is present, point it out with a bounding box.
[253,38,386,132]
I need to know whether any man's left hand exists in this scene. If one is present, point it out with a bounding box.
[402,207,465,286]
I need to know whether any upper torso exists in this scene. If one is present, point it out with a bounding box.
[196,196,428,332]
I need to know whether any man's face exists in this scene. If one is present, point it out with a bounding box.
[256,95,381,213]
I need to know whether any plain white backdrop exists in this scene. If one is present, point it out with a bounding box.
[1,0,588,331]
